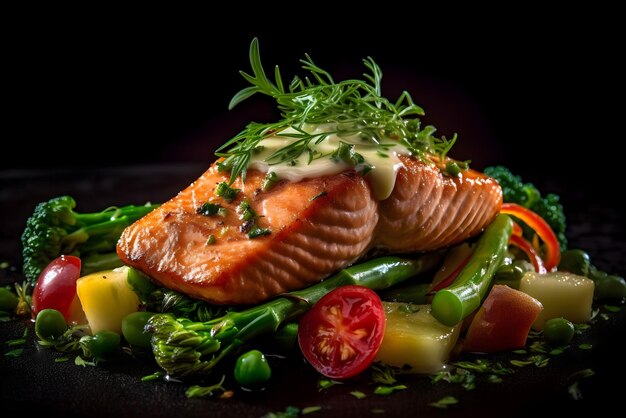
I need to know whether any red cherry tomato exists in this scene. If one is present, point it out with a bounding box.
[32,255,83,322]
[298,285,386,379]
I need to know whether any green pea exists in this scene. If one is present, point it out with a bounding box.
[594,275,626,300]
[35,309,68,341]
[234,349,272,387]
[543,317,575,345]
[0,288,18,311]
[122,311,155,348]
[558,250,590,276]
[80,331,121,359]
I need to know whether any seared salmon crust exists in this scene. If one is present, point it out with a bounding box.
[117,156,502,304]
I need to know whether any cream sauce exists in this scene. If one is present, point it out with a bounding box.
[248,124,410,200]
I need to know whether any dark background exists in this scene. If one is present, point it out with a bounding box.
[3,10,623,214]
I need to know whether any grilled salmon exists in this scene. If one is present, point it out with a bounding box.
[117,156,502,304]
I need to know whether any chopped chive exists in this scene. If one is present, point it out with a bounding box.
[5,348,23,357]
[350,391,367,399]
[429,395,458,409]
[247,226,271,239]
[309,191,328,202]
[262,172,279,191]
[6,338,26,346]
[215,182,239,201]
[197,202,226,217]
[141,371,165,382]
[301,406,322,415]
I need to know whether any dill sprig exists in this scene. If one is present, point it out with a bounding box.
[216,38,457,184]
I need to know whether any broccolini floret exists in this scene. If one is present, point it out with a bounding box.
[21,196,159,286]
[484,166,567,250]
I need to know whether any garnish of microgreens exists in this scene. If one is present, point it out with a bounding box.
[216,38,457,184]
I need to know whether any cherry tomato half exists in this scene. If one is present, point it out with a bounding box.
[32,255,84,323]
[297,285,386,379]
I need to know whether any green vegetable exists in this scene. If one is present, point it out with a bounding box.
[0,287,19,311]
[558,249,591,276]
[234,349,272,387]
[431,214,513,326]
[543,318,575,345]
[594,275,626,300]
[122,312,156,348]
[216,38,457,184]
[484,166,566,250]
[272,323,299,352]
[21,196,159,286]
[379,283,430,304]
[148,254,442,376]
[558,249,625,300]
[80,331,121,359]
[35,308,68,341]
[493,260,534,289]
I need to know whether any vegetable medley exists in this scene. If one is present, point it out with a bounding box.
[2,39,625,410]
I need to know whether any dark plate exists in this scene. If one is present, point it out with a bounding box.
[1,165,625,417]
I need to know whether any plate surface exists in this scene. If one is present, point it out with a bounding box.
[1,165,624,417]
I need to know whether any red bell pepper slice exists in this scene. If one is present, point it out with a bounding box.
[509,232,547,274]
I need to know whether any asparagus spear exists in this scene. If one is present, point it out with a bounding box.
[431,214,514,326]
[147,253,442,376]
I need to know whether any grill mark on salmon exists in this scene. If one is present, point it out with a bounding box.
[117,156,502,304]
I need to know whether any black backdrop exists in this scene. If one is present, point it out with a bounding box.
[5,12,621,202]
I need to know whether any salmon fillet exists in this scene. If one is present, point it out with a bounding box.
[117,156,502,304]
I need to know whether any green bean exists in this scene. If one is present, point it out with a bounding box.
[379,283,430,304]
[431,214,513,326]
[272,323,299,352]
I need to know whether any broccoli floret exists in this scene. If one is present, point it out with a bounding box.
[484,166,567,250]
[21,196,159,286]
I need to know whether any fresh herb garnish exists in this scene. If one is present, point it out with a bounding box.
[262,172,279,191]
[350,391,367,399]
[5,348,23,357]
[216,38,457,184]
[263,406,301,418]
[74,356,96,367]
[309,191,328,202]
[215,182,240,202]
[301,406,322,415]
[197,202,226,217]
[429,395,458,409]
[141,371,165,382]
[374,384,407,395]
[185,375,227,398]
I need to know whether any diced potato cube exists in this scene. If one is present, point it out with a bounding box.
[519,271,594,330]
[374,303,461,373]
[76,266,140,334]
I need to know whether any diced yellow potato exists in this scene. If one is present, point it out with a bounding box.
[374,303,461,373]
[519,271,594,330]
[76,266,140,334]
